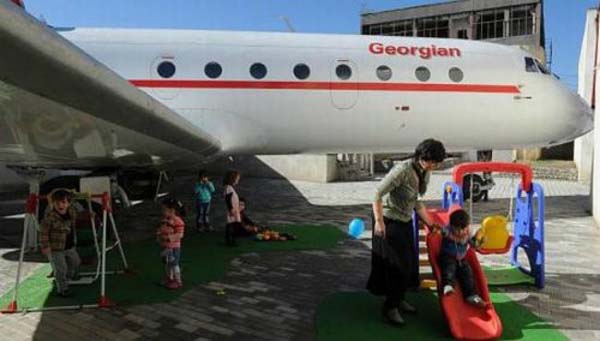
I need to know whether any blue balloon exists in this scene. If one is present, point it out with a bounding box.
[348,218,365,239]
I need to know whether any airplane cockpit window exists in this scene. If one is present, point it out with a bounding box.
[294,64,311,80]
[250,63,267,79]
[336,64,352,80]
[376,65,392,81]
[524,57,538,73]
[157,61,176,78]
[205,62,222,79]
[448,67,464,83]
[415,66,431,82]
[535,60,551,75]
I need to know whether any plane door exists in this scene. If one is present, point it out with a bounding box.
[330,59,359,109]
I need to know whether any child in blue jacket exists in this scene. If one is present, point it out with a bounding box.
[194,170,215,231]
[439,209,485,308]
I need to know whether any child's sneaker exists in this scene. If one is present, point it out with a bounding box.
[166,280,180,290]
[466,295,486,308]
[443,285,454,295]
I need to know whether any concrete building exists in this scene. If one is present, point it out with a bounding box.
[579,8,599,225]
[362,0,551,162]
[575,10,596,184]
[362,0,545,62]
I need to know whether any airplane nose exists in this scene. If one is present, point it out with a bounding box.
[570,92,594,136]
[542,81,594,144]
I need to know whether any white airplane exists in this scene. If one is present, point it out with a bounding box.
[0,0,593,197]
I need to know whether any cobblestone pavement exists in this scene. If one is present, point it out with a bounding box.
[0,173,598,340]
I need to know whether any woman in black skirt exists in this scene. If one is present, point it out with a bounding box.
[367,139,446,326]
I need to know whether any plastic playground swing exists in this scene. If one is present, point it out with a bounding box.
[2,187,129,313]
[443,162,545,289]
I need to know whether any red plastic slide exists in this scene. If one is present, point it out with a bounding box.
[426,206,503,340]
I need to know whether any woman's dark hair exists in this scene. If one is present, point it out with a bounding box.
[449,209,470,229]
[162,197,186,217]
[414,138,446,163]
[50,189,72,202]
[223,170,240,186]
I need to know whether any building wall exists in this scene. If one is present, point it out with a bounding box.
[204,154,338,183]
[578,8,600,224]
[575,9,596,184]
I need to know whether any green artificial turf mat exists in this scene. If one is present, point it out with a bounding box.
[1,224,345,310]
[316,291,566,341]
[484,266,536,286]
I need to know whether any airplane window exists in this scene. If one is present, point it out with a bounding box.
[157,61,176,78]
[448,67,464,83]
[524,57,538,73]
[293,64,310,80]
[535,60,551,75]
[204,62,222,79]
[336,64,352,80]
[415,66,430,82]
[376,65,392,81]
[250,63,267,79]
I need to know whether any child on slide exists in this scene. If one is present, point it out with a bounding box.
[438,209,486,308]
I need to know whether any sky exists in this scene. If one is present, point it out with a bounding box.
[21,0,600,90]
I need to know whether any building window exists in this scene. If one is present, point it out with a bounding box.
[415,66,430,82]
[393,20,414,36]
[336,64,352,80]
[448,67,464,82]
[417,16,449,38]
[250,63,267,79]
[376,65,392,81]
[293,63,310,80]
[381,23,394,35]
[476,9,505,40]
[364,20,413,36]
[366,24,382,35]
[204,62,222,79]
[510,5,535,37]
[157,61,176,79]
[457,29,468,39]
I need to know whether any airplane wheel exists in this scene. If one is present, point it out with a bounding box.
[463,174,485,203]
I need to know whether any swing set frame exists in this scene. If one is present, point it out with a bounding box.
[2,191,129,313]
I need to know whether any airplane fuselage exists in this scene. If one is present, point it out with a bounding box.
[66,28,592,154]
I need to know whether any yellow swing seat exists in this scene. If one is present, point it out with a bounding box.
[477,215,513,255]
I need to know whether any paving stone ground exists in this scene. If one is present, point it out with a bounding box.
[0,172,598,340]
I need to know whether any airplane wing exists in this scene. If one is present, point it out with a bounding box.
[0,0,221,169]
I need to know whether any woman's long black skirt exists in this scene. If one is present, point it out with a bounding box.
[366,216,419,307]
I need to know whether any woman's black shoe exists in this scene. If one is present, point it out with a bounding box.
[382,308,405,326]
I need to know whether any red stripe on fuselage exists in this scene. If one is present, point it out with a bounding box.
[129,79,520,94]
